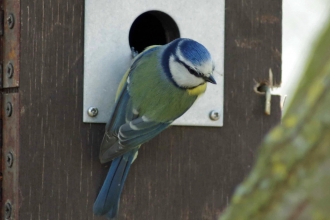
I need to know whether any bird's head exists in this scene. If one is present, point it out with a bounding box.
[166,38,216,89]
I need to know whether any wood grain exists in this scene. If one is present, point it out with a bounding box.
[16,0,281,219]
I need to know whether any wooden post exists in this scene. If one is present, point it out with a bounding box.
[1,0,281,219]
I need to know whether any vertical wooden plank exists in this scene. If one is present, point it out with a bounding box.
[19,1,105,219]
[17,0,281,220]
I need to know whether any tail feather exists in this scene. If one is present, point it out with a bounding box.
[93,149,138,218]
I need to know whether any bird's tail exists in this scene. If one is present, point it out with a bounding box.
[93,149,138,219]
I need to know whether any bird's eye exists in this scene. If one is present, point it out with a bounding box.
[175,58,201,77]
[189,66,197,72]
[187,66,201,76]
[187,66,200,75]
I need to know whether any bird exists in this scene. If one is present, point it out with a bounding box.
[93,38,216,219]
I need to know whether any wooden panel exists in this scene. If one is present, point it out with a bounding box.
[17,0,281,220]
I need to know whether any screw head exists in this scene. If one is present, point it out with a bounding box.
[209,110,220,121]
[6,152,14,168]
[87,107,98,117]
[6,62,14,78]
[5,202,12,219]
[7,13,15,29]
[6,102,12,117]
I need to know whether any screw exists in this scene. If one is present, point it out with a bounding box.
[7,13,15,29]
[209,110,220,121]
[87,107,98,117]
[5,202,12,219]
[6,102,12,117]
[6,152,14,168]
[6,62,14,78]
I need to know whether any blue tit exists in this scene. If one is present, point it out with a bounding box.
[93,38,216,219]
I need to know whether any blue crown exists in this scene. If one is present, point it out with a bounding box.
[179,39,211,66]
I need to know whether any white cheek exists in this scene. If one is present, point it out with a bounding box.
[169,56,204,88]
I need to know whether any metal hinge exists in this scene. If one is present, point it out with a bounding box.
[2,0,20,89]
[0,8,3,87]
[2,93,19,220]
[1,0,21,219]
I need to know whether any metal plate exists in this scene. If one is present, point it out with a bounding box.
[3,0,21,88]
[2,93,20,220]
[84,0,225,127]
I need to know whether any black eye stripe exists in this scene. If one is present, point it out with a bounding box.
[174,56,201,78]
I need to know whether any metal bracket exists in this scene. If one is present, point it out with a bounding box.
[2,0,20,88]
[2,93,20,220]
[84,0,225,127]
[1,0,21,219]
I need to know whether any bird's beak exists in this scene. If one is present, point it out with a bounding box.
[205,75,217,84]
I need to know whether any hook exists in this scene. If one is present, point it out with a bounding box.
[265,85,271,115]
[255,68,274,115]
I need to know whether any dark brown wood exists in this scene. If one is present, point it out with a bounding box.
[14,0,282,219]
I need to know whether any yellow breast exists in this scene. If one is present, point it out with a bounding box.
[187,83,207,96]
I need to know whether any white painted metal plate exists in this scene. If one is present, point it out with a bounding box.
[84,0,225,126]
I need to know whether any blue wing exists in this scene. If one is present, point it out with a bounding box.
[99,46,171,164]
[94,46,171,218]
